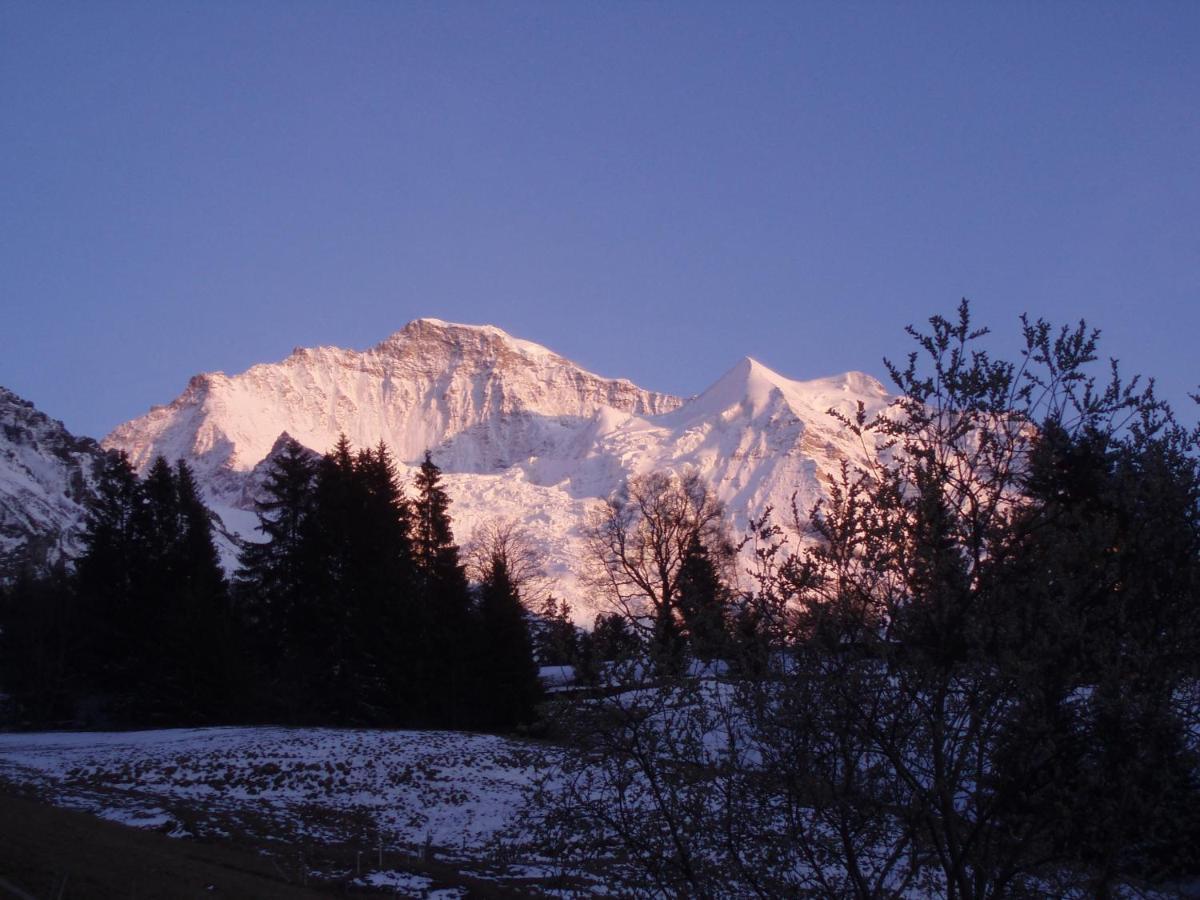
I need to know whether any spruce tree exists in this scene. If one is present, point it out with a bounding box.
[174,460,224,595]
[163,459,237,722]
[349,441,419,723]
[142,456,178,562]
[78,450,143,613]
[675,534,730,662]
[650,599,685,676]
[300,435,363,720]
[534,596,578,666]
[238,438,317,644]
[413,451,460,579]
[236,437,318,718]
[0,565,80,724]
[71,452,235,724]
[241,435,428,724]
[412,450,476,725]
[476,555,542,730]
[76,450,147,718]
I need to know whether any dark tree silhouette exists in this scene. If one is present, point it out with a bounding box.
[412,450,476,726]
[475,554,542,730]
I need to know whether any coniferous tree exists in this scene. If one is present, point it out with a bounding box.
[78,450,143,610]
[576,611,641,683]
[132,455,187,720]
[675,533,730,662]
[413,451,460,579]
[984,417,1200,885]
[174,460,225,597]
[67,452,236,724]
[239,435,424,724]
[76,450,147,718]
[534,596,578,666]
[238,437,317,665]
[348,441,419,722]
[0,564,80,724]
[142,456,178,557]
[163,459,238,722]
[297,435,364,720]
[650,599,685,676]
[110,456,231,722]
[412,450,476,725]
[475,554,542,730]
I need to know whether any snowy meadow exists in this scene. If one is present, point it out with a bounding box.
[0,726,597,896]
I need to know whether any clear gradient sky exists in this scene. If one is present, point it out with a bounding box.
[2,2,1198,438]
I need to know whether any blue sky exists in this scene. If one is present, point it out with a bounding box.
[2,2,1197,437]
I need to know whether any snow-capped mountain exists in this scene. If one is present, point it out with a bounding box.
[102,319,891,619]
[106,318,680,490]
[0,387,107,576]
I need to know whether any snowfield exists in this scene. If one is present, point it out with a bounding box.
[0,703,1185,898]
[0,726,595,896]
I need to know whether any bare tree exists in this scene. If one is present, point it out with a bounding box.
[464,518,551,604]
[532,303,1200,898]
[585,469,732,661]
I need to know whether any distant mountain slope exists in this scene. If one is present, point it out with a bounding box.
[0,387,106,575]
[102,320,891,619]
[105,318,681,493]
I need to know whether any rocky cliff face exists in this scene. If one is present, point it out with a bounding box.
[104,318,682,491]
[101,320,891,619]
[0,387,107,576]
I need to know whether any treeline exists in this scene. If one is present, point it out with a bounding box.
[543,303,1200,897]
[0,441,541,732]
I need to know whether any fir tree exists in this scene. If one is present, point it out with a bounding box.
[299,435,365,720]
[75,450,147,715]
[475,554,542,730]
[174,459,224,596]
[162,459,237,722]
[412,450,476,725]
[0,565,80,724]
[238,437,317,643]
[650,598,685,676]
[675,533,730,662]
[349,441,420,723]
[413,451,460,580]
[534,596,578,666]
[70,453,236,724]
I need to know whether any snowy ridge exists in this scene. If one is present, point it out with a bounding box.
[101,321,891,619]
[105,318,680,487]
[0,386,107,574]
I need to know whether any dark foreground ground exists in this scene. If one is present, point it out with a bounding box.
[0,782,330,899]
[0,780,528,899]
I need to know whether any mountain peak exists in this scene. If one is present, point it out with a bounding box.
[105,320,682,478]
[664,357,890,428]
[669,356,795,422]
[404,317,509,336]
[373,318,557,364]
[732,355,790,387]
[73,329,892,618]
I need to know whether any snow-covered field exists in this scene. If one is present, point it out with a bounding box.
[0,726,597,896]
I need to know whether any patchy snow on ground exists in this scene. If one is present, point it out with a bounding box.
[356,869,433,892]
[0,727,549,850]
[0,726,581,895]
